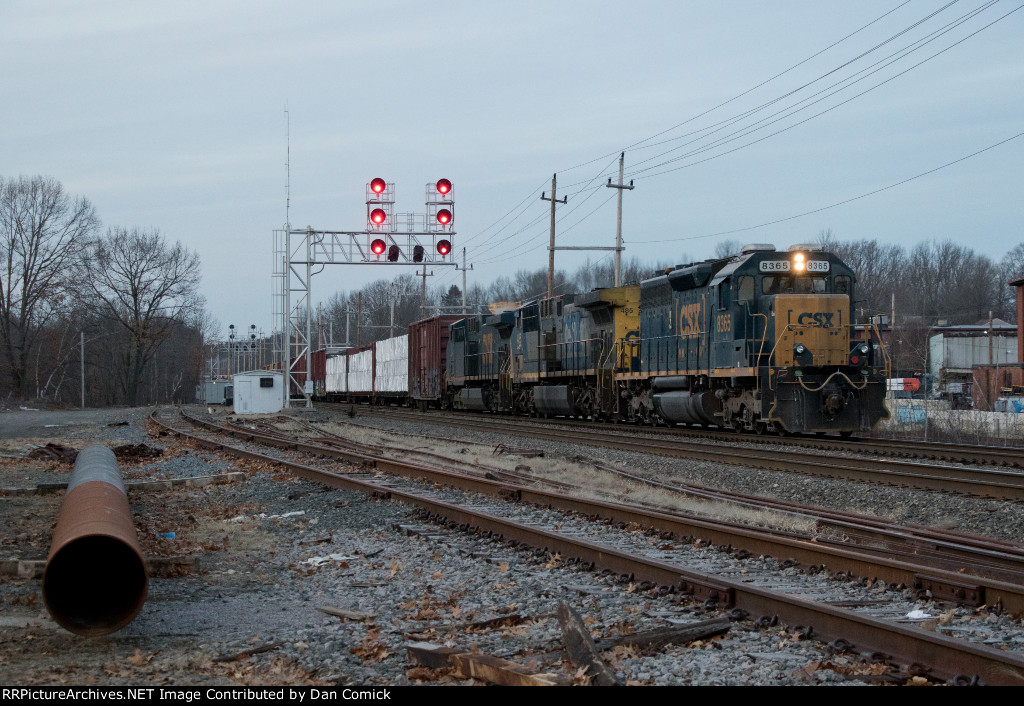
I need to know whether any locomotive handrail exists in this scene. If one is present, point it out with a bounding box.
[535,335,604,376]
[796,370,869,392]
[752,312,769,391]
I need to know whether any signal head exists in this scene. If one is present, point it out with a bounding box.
[371,239,386,256]
[436,178,452,195]
[370,208,387,225]
[413,244,424,263]
[436,239,451,257]
[436,208,452,226]
[387,244,400,262]
[370,178,386,194]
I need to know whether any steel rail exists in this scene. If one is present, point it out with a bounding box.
[341,405,1024,500]
[342,403,1024,468]
[255,411,1024,580]
[155,410,1024,683]
[179,409,1024,606]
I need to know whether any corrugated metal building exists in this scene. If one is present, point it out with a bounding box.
[928,320,1018,388]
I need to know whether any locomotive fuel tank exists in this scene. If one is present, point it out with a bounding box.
[534,385,579,417]
[652,389,723,426]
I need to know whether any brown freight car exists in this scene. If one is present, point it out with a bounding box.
[409,315,465,409]
[288,348,328,397]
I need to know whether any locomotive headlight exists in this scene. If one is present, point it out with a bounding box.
[858,344,869,355]
[793,252,806,271]
[795,344,806,354]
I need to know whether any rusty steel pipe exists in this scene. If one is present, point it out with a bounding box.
[42,445,148,636]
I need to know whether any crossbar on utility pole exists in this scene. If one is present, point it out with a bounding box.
[605,152,635,287]
[541,173,567,300]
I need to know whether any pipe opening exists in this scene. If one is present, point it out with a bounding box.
[43,535,148,636]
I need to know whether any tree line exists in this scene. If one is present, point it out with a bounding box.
[318,233,1023,378]
[0,175,208,407]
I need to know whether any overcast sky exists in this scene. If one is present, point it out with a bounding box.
[3,1,1022,335]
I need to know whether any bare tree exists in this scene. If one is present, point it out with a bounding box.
[0,176,99,399]
[1004,242,1024,281]
[80,227,203,405]
[713,239,742,259]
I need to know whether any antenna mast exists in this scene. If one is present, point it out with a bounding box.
[285,106,290,228]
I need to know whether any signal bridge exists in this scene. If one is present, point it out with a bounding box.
[273,178,456,408]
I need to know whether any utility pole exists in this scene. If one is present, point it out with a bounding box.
[890,292,896,375]
[356,292,362,347]
[989,310,994,365]
[605,153,635,287]
[389,283,397,339]
[419,264,434,314]
[541,173,567,300]
[80,331,85,409]
[455,247,473,314]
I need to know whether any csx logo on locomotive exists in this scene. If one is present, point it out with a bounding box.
[796,312,834,327]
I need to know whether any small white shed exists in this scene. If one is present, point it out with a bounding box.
[232,371,284,415]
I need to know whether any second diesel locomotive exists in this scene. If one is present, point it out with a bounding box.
[446,243,890,435]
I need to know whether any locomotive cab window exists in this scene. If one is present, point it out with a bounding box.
[737,276,754,305]
[521,311,539,333]
[834,275,852,294]
[793,277,826,294]
[762,275,791,295]
[718,283,731,309]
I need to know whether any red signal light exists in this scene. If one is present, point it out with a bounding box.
[436,178,452,195]
[371,239,386,256]
[436,208,452,225]
[370,208,386,225]
[436,239,451,256]
[370,178,386,194]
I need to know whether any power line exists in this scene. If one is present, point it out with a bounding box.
[629,130,1024,245]
[555,0,918,175]
[459,3,931,258]
[625,1,1015,181]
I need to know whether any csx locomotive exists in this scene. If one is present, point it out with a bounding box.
[446,243,890,435]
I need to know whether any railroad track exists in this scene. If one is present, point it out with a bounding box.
[332,404,1024,501]
[236,413,1024,587]
[155,408,1024,684]
[332,403,1024,468]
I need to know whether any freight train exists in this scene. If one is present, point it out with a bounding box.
[311,243,890,435]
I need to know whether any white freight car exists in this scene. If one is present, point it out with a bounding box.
[375,335,408,398]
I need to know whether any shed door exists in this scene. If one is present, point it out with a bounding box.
[236,380,251,414]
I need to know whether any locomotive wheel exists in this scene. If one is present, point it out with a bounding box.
[754,422,766,435]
